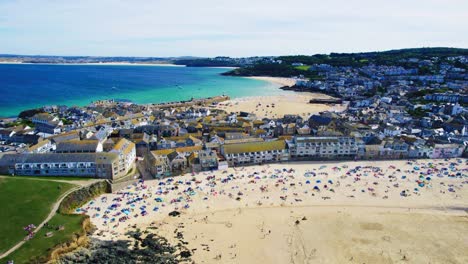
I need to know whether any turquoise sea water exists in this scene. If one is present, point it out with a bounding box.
[0,64,290,117]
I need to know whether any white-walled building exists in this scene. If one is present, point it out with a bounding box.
[109,138,136,176]
[288,136,358,159]
[221,140,288,166]
[0,152,120,179]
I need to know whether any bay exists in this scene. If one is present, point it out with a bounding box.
[0,64,288,117]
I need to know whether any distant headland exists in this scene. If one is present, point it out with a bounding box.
[2,47,466,68]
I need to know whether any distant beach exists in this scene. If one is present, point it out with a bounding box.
[245,76,297,87]
[74,62,185,67]
[212,76,344,119]
[214,93,346,119]
[0,61,184,67]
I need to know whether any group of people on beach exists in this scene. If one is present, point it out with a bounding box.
[78,158,467,238]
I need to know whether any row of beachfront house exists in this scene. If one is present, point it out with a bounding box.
[146,135,466,177]
[0,138,136,179]
[1,129,465,179]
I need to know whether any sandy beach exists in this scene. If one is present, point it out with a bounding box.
[215,75,345,119]
[79,62,185,67]
[214,93,346,119]
[246,76,297,87]
[79,159,468,263]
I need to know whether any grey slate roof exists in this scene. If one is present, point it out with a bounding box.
[56,140,99,153]
[0,153,97,165]
[50,131,80,144]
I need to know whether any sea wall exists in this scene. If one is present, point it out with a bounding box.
[149,95,230,109]
[309,98,343,104]
[280,85,342,98]
[109,178,139,192]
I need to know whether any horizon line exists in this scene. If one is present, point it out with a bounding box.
[1,46,466,59]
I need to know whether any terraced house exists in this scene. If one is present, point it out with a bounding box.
[149,149,174,177]
[221,140,288,166]
[31,112,62,135]
[0,137,136,179]
[287,136,358,159]
[109,138,136,176]
[55,139,103,153]
[0,153,117,179]
[198,150,219,171]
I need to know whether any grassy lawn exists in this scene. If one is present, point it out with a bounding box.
[295,65,311,71]
[3,213,86,264]
[1,175,95,181]
[0,177,77,254]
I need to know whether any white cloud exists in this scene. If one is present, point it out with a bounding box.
[0,0,466,56]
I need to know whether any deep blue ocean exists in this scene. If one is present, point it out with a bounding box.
[0,64,287,117]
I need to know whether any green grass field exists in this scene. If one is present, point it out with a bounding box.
[0,177,77,254]
[294,65,311,71]
[6,176,95,181]
[4,213,86,264]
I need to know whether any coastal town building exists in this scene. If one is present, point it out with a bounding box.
[221,140,288,166]
[432,144,465,158]
[408,145,434,159]
[27,139,54,153]
[287,136,358,159]
[148,149,174,177]
[198,150,219,171]
[0,134,136,179]
[109,138,136,176]
[169,152,189,172]
[55,140,103,153]
[31,113,62,135]
[0,152,119,179]
[1,52,467,181]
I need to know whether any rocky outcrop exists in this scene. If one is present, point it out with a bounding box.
[58,181,110,214]
[48,216,94,264]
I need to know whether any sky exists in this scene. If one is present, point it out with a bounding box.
[0,0,467,57]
